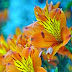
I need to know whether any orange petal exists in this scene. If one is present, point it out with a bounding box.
[0,57,6,72]
[21,47,32,59]
[53,2,60,9]
[17,35,26,46]
[47,43,63,60]
[6,64,21,72]
[2,51,12,65]
[34,6,44,19]
[7,38,16,51]
[16,44,24,54]
[23,21,44,38]
[61,27,71,46]
[31,30,57,48]
[21,46,42,70]
[12,52,21,60]
[36,67,47,72]
[30,47,41,70]
[58,46,72,60]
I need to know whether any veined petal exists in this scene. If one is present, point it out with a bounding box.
[48,8,66,30]
[16,44,24,54]
[0,35,8,49]
[31,30,57,48]
[17,35,26,46]
[35,8,61,40]
[0,44,7,55]
[21,46,42,71]
[14,56,34,72]
[7,38,16,51]
[21,47,32,59]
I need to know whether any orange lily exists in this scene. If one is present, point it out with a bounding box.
[6,46,46,72]
[24,2,71,60]
[23,0,60,38]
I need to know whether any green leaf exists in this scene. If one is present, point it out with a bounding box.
[55,67,58,72]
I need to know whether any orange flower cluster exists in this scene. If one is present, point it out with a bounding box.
[0,1,72,72]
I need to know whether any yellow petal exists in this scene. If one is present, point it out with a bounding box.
[48,8,66,30]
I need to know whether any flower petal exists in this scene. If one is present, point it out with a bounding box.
[6,64,21,72]
[31,30,57,48]
[36,67,47,72]
[23,22,44,38]
[61,27,71,46]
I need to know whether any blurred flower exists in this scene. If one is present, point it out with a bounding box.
[0,9,8,22]
[58,46,72,60]
[68,64,72,71]
[65,11,71,19]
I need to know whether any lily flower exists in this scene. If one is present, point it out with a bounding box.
[24,2,71,60]
[6,46,46,72]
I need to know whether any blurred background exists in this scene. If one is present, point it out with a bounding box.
[0,0,72,72]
